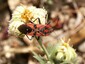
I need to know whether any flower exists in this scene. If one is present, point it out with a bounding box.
[8,5,47,37]
[49,40,77,64]
[12,5,33,23]
[12,5,47,24]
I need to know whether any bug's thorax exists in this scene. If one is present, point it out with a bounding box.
[18,24,32,34]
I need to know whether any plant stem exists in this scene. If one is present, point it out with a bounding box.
[36,37,50,60]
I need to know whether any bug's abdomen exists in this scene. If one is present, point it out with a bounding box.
[36,24,53,36]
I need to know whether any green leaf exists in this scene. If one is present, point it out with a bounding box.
[33,52,46,64]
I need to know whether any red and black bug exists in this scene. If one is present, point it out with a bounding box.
[18,18,53,39]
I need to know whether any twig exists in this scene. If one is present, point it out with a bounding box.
[0,46,42,56]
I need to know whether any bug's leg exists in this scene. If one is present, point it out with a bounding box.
[29,20,33,23]
[45,13,51,24]
[33,18,41,24]
[43,26,50,36]
[45,14,48,23]
[26,35,34,40]
[47,21,50,25]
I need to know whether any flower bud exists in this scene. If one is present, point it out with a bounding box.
[49,40,77,63]
[55,52,64,61]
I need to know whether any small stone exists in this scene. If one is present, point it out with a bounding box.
[78,42,85,52]
[82,53,85,59]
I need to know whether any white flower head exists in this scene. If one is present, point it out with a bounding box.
[8,5,47,37]
[12,5,47,24]
[12,5,33,23]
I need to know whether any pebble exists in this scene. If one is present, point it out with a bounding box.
[78,41,85,52]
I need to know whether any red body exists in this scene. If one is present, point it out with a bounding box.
[26,23,53,36]
[51,18,63,29]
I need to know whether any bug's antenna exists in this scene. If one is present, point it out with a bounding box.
[26,35,33,40]
[26,35,29,39]
[26,35,31,40]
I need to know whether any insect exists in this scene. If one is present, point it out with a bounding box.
[18,18,53,40]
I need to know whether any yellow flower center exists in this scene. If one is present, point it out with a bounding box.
[21,9,33,22]
[62,43,69,47]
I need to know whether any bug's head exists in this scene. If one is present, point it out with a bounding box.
[18,24,32,34]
